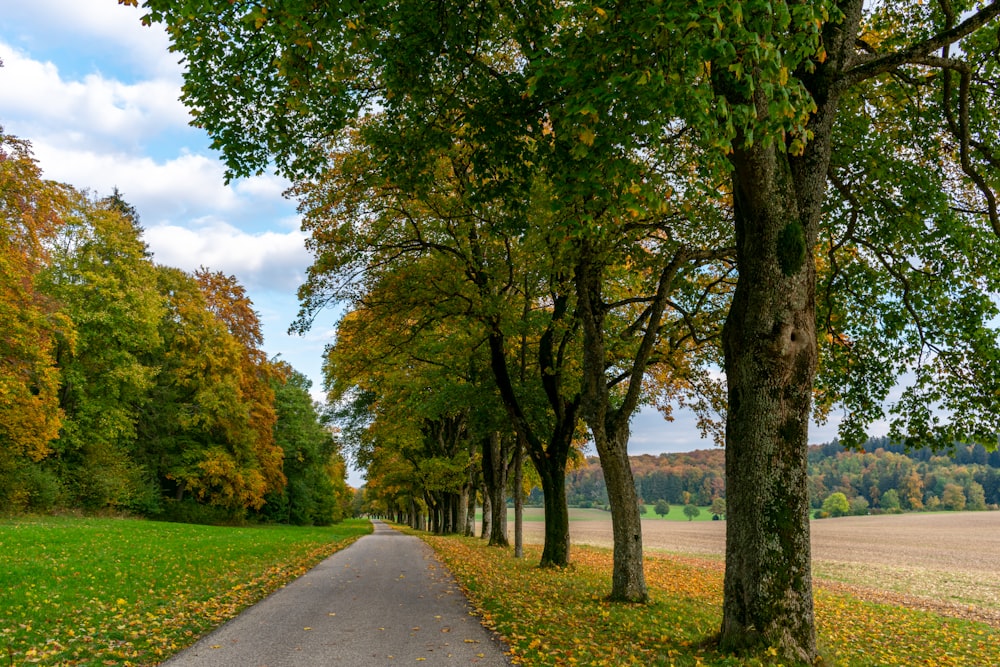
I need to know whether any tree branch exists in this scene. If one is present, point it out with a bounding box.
[837,2,1000,91]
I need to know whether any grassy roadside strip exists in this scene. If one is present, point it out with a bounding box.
[1,516,372,666]
[420,533,1000,666]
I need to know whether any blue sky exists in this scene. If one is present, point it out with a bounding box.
[1,1,847,485]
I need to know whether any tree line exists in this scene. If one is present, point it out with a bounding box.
[564,437,1000,514]
[130,1,1000,662]
[0,129,351,525]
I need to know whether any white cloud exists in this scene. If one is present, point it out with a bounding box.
[2,0,178,79]
[144,220,310,293]
[25,139,227,205]
[0,42,191,155]
[235,174,292,201]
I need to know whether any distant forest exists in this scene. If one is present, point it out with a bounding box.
[560,437,1000,513]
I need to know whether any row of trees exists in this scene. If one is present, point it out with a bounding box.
[0,129,350,524]
[135,0,1000,661]
[566,440,1000,512]
[809,443,1000,513]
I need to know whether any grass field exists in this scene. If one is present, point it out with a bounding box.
[422,532,1000,666]
[0,516,371,665]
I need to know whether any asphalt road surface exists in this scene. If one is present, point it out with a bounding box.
[162,521,511,666]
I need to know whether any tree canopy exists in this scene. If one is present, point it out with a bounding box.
[0,129,351,523]
[129,0,1000,661]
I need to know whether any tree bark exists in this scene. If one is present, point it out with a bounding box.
[719,145,817,661]
[481,488,492,540]
[465,485,476,537]
[535,457,570,567]
[458,486,469,536]
[483,432,510,547]
[716,6,862,661]
[593,427,647,601]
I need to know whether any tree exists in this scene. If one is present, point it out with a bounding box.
[0,129,70,508]
[849,496,869,516]
[137,267,279,516]
[322,301,490,537]
[39,189,165,509]
[683,504,701,521]
[941,483,967,511]
[901,471,926,511]
[711,497,727,519]
[654,499,670,518]
[880,488,902,513]
[265,364,350,525]
[195,269,285,496]
[821,492,851,518]
[967,482,987,511]
[291,138,586,566]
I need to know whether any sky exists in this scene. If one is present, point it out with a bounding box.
[1,1,846,486]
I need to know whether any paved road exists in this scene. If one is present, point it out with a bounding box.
[162,521,511,666]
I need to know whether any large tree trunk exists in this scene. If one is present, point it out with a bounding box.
[409,497,420,530]
[535,458,570,567]
[719,146,819,663]
[457,486,469,536]
[716,7,858,661]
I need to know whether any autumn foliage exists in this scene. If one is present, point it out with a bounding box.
[0,131,70,479]
[0,129,350,523]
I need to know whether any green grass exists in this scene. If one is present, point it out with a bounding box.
[639,504,718,522]
[420,532,1000,666]
[0,516,371,665]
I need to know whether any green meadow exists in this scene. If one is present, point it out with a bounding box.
[0,516,370,665]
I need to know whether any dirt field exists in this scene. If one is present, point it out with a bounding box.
[519,512,1000,625]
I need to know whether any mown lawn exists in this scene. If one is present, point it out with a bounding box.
[421,532,1000,666]
[0,516,371,665]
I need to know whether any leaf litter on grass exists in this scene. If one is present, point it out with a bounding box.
[422,533,1000,666]
[0,516,370,666]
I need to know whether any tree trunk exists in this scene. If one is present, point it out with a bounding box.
[457,487,469,536]
[483,432,510,547]
[481,487,492,540]
[485,313,577,567]
[465,484,476,537]
[535,457,570,567]
[451,492,461,534]
[593,427,647,602]
[715,6,859,658]
[514,435,524,559]
[576,238,659,602]
[719,143,819,662]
